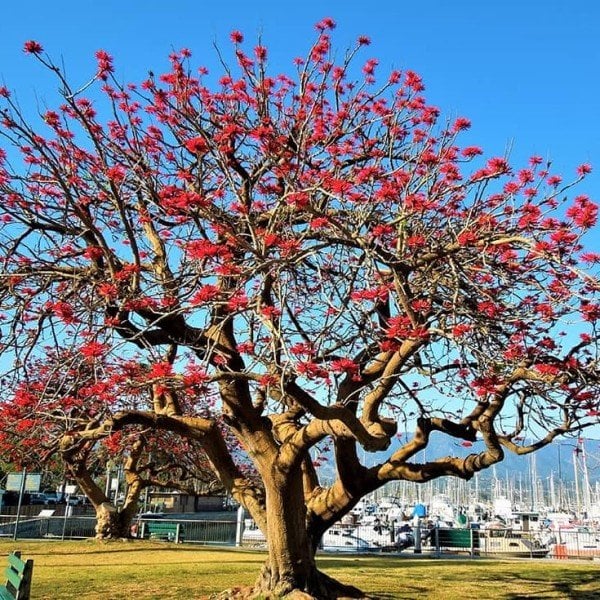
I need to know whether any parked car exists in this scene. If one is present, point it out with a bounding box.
[41,492,61,504]
[67,495,88,506]
[29,492,60,505]
[29,493,48,505]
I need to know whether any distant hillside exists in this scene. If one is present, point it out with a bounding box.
[316,433,599,486]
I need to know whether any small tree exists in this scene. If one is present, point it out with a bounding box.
[0,349,224,537]
[1,20,599,598]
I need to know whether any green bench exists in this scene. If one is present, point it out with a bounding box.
[145,522,184,543]
[1,552,33,600]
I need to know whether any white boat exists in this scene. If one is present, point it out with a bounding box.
[241,523,378,553]
[351,522,414,551]
[479,526,549,558]
[320,529,375,553]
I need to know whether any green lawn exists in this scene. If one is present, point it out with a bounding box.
[0,540,598,599]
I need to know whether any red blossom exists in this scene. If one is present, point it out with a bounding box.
[534,363,561,376]
[45,300,76,324]
[106,165,126,181]
[83,246,103,260]
[404,70,424,92]
[97,282,118,299]
[566,195,598,229]
[230,30,244,44]
[546,174,562,186]
[236,341,255,354]
[581,302,600,322]
[190,284,220,304]
[451,324,471,338]
[227,292,249,311]
[95,50,114,80]
[184,136,208,154]
[183,366,208,388]
[406,234,426,247]
[261,305,281,319]
[79,341,107,360]
[186,239,228,260]
[23,40,43,54]
[289,342,314,356]
[462,146,483,158]
[486,157,511,175]
[310,217,330,229]
[330,357,359,375]
[148,361,173,378]
[472,376,501,397]
[254,46,267,62]
[315,17,336,31]
[351,286,389,303]
[477,300,503,318]
[576,163,592,177]
[362,58,379,76]
[296,361,330,380]
[386,315,429,340]
[457,230,478,246]
[581,252,600,264]
[259,374,278,387]
[452,117,471,132]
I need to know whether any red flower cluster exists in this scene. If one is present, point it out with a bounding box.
[23,40,43,54]
[79,341,107,360]
[95,50,114,80]
[184,136,208,154]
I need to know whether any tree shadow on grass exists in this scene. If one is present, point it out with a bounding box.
[503,572,600,600]
[480,569,599,600]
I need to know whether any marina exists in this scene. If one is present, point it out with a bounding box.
[241,440,600,559]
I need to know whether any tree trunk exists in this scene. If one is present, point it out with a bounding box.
[95,502,132,539]
[246,472,368,600]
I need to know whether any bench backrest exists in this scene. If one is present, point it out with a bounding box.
[147,523,177,530]
[4,552,33,600]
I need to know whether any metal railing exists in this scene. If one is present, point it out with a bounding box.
[0,514,96,540]
[2,513,598,561]
[546,527,600,560]
[136,518,237,546]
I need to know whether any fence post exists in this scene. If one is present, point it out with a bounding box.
[175,523,181,544]
[235,505,244,547]
[12,469,27,541]
[413,520,422,554]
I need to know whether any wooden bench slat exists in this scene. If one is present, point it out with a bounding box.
[1,552,33,600]
[4,568,22,593]
[5,556,24,572]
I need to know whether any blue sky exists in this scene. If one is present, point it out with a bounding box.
[1,0,598,203]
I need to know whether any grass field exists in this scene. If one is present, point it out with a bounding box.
[0,539,598,599]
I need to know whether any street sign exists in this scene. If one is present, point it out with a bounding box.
[5,472,41,492]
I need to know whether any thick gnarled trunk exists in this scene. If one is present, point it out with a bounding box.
[245,472,368,600]
[95,502,133,539]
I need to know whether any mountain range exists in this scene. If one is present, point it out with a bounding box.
[317,433,599,487]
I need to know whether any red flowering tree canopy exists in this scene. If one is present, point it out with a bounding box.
[0,21,599,530]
